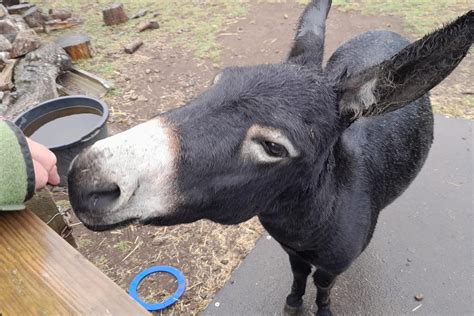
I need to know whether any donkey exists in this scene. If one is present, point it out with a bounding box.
[68,0,473,314]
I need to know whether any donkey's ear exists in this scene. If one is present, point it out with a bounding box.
[339,10,473,119]
[287,0,332,69]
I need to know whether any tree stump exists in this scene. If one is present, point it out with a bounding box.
[102,3,128,26]
[56,34,92,60]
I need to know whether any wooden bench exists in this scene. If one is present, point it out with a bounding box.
[0,209,150,315]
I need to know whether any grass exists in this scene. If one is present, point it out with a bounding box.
[32,0,249,78]
[331,0,470,37]
[114,240,131,252]
[77,237,92,248]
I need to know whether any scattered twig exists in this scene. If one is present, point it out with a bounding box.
[412,304,423,312]
[121,240,143,262]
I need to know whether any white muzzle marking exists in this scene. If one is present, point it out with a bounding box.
[85,118,178,223]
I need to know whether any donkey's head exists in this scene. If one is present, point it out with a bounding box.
[68,1,472,231]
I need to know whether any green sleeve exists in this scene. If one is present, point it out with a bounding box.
[0,120,35,211]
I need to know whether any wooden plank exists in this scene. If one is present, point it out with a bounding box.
[57,67,112,98]
[0,209,149,315]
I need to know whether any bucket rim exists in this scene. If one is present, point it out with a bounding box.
[13,95,109,151]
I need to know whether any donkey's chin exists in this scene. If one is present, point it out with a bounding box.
[81,218,139,232]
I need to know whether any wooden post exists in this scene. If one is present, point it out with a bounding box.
[56,34,92,60]
[102,3,128,26]
[26,188,76,247]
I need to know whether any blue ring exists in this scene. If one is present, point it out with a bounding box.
[128,265,186,311]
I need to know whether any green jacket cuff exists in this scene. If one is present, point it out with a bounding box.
[0,120,35,211]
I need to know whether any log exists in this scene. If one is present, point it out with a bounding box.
[102,3,128,26]
[2,0,19,6]
[42,18,81,33]
[22,6,45,28]
[137,20,159,32]
[10,29,41,58]
[3,43,72,117]
[56,34,92,60]
[6,3,34,15]
[124,39,143,54]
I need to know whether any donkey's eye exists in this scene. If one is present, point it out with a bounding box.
[261,141,289,158]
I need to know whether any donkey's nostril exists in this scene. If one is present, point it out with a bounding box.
[87,184,121,211]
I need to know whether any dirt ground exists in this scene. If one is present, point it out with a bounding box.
[51,2,473,315]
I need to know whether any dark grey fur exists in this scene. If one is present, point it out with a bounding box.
[68,1,473,315]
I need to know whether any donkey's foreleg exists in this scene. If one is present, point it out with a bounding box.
[284,253,312,314]
[313,269,337,316]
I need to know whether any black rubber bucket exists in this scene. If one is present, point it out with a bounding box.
[14,95,109,185]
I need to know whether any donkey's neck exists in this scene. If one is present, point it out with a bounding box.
[258,143,342,251]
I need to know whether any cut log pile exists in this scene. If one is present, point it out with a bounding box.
[0,2,78,117]
[0,2,161,116]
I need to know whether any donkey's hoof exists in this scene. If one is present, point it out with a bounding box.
[284,302,304,316]
[316,307,333,316]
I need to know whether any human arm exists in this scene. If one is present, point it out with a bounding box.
[0,120,59,211]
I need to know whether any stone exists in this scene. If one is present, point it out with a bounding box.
[0,4,8,18]
[48,8,72,21]
[0,17,19,35]
[0,35,12,52]
[22,6,46,28]
[414,293,424,301]
[10,29,41,58]
[131,9,147,19]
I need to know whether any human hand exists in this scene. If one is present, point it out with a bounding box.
[27,138,60,189]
